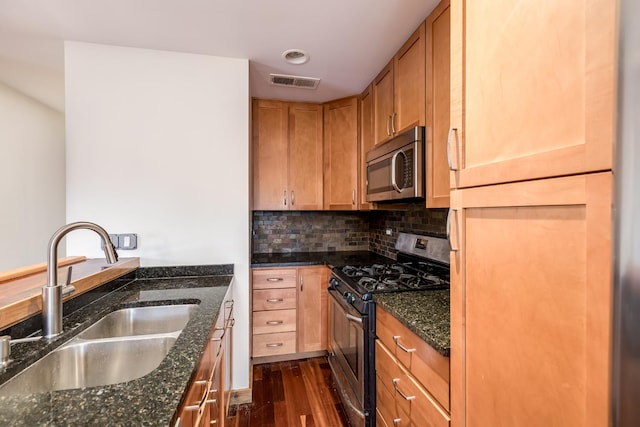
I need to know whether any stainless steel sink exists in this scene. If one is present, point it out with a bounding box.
[77,304,198,339]
[0,303,199,395]
[0,335,177,395]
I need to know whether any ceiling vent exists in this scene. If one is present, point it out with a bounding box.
[269,73,320,90]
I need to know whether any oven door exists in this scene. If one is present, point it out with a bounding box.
[328,287,366,426]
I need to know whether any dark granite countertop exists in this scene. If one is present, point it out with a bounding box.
[374,290,450,357]
[251,250,394,268]
[0,268,232,426]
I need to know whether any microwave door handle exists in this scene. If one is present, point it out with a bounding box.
[390,151,404,193]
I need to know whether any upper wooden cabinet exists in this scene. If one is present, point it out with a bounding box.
[358,85,374,210]
[373,23,426,146]
[449,0,616,189]
[323,97,359,210]
[289,103,324,209]
[252,100,288,210]
[252,99,323,210]
[425,0,451,208]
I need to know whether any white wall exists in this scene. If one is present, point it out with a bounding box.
[64,42,250,389]
[0,83,65,272]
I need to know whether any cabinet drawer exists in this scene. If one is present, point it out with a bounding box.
[376,340,410,416]
[252,268,297,289]
[252,331,297,357]
[377,306,450,410]
[376,409,391,427]
[377,371,410,427]
[253,288,297,311]
[253,309,296,334]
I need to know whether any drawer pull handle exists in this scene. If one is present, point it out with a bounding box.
[266,298,284,303]
[266,343,284,348]
[266,320,284,325]
[392,378,415,401]
[393,336,416,353]
[266,277,284,282]
[205,398,217,404]
[393,418,402,427]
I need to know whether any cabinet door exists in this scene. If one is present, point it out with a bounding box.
[425,1,450,208]
[449,173,612,427]
[289,103,323,210]
[358,85,374,210]
[394,22,426,135]
[373,61,395,145]
[324,97,359,210]
[252,99,289,210]
[297,266,328,352]
[449,0,615,189]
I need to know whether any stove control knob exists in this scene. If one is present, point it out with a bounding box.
[347,295,356,304]
[329,278,339,288]
[343,291,351,300]
[362,293,373,301]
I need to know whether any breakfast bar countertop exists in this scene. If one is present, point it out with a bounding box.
[0,265,233,427]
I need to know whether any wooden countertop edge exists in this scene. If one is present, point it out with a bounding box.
[0,257,140,330]
[0,256,87,284]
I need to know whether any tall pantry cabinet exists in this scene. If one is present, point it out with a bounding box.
[448,1,616,427]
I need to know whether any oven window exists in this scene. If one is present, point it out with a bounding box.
[330,296,363,391]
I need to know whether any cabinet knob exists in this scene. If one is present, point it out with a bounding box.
[447,128,459,171]
[352,189,355,205]
[391,112,396,134]
[283,190,287,206]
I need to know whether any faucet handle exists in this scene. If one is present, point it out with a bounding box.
[62,266,75,297]
[0,335,11,366]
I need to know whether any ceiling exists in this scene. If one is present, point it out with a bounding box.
[0,0,439,112]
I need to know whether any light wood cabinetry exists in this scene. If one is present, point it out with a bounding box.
[358,85,374,210]
[297,266,328,352]
[323,97,359,210]
[251,268,298,357]
[373,23,426,146]
[252,99,323,210]
[449,0,615,189]
[376,305,451,427]
[448,1,616,426]
[425,0,451,208]
[289,103,324,209]
[179,290,234,427]
[450,173,613,427]
[252,266,330,359]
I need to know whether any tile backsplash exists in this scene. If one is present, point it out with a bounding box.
[369,203,447,259]
[252,211,369,253]
[252,202,447,258]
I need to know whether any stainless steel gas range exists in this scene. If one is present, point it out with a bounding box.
[327,232,450,427]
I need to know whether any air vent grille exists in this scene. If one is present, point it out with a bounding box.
[269,73,320,89]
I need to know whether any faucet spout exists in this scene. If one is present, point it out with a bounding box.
[43,222,119,338]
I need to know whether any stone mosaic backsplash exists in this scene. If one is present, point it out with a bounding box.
[252,211,370,253]
[252,202,447,258]
[369,203,448,259]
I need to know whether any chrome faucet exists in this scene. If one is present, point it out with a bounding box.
[42,221,118,338]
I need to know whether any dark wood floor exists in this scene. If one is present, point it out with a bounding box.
[226,357,349,427]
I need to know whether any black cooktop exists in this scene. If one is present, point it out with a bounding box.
[332,255,449,297]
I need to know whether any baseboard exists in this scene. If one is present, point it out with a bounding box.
[252,350,328,365]
[230,388,252,405]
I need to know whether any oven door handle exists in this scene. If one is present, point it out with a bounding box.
[345,313,363,325]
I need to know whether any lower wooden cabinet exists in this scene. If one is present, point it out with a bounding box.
[178,289,234,427]
[251,266,329,359]
[376,305,451,427]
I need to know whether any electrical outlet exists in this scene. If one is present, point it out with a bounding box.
[119,234,137,250]
[385,228,393,236]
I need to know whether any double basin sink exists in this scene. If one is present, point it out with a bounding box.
[0,304,198,395]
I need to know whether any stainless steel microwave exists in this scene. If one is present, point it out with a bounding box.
[365,126,425,202]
